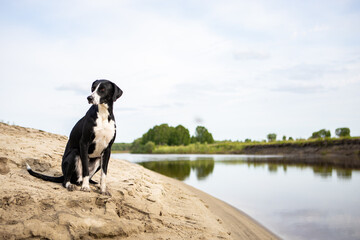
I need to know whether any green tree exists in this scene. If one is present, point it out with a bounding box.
[153,124,173,145]
[282,135,286,141]
[141,128,154,145]
[169,125,191,146]
[142,124,173,145]
[335,127,350,137]
[311,129,331,139]
[193,126,214,144]
[130,138,145,153]
[267,133,277,142]
[140,123,192,146]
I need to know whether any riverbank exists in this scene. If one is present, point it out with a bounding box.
[151,138,360,168]
[0,123,278,239]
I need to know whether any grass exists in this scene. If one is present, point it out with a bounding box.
[151,137,360,154]
[111,150,130,153]
[152,142,244,154]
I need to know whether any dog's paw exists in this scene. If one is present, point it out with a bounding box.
[67,184,76,192]
[80,186,91,192]
[98,186,111,196]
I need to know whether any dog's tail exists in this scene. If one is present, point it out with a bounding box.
[26,163,64,183]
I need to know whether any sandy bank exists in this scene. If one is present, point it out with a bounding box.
[241,139,360,168]
[0,123,278,239]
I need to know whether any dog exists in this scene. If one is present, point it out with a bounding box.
[27,79,122,195]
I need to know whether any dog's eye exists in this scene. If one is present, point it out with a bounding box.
[99,88,105,93]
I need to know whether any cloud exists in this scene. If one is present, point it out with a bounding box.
[233,50,270,61]
[270,64,345,81]
[292,24,330,38]
[55,84,89,95]
[271,84,328,94]
[259,61,359,94]
[115,107,140,113]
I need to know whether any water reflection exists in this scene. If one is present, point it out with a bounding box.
[138,156,355,181]
[336,169,352,179]
[139,158,215,181]
[313,166,333,178]
[222,160,354,180]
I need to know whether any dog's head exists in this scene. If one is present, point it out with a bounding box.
[87,80,123,105]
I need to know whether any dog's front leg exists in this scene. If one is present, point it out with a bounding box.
[80,141,91,192]
[100,147,111,196]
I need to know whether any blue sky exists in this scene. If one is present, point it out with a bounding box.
[0,0,359,142]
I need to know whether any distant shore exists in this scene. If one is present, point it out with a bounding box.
[118,138,360,168]
[238,138,360,168]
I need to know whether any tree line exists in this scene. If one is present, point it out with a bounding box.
[112,126,353,152]
[265,127,351,142]
[131,124,214,153]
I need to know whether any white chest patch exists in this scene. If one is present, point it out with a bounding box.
[89,105,115,158]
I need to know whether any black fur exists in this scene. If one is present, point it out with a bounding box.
[27,79,122,193]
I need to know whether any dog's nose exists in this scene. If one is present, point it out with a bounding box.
[87,95,94,104]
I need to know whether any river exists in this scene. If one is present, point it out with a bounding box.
[112,153,360,240]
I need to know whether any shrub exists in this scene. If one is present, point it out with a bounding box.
[311,129,331,139]
[335,127,350,138]
[267,133,277,142]
[144,141,155,153]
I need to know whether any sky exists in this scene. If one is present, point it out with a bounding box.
[0,0,359,143]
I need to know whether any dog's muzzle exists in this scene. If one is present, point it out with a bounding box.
[87,95,94,104]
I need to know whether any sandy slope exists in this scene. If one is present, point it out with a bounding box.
[0,123,278,239]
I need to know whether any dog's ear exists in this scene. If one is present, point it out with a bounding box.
[112,82,123,102]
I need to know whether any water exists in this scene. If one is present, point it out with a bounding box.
[112,153,360,240]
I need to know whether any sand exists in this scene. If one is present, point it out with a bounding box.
[0,122,278,240]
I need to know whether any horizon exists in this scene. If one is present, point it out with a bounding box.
[0,1,359,142]
[116,123,356,143]
[1,120,355,144]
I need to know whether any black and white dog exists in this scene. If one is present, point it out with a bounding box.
[27,80,122,195]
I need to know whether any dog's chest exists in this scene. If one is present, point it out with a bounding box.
[89,110,115,158]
